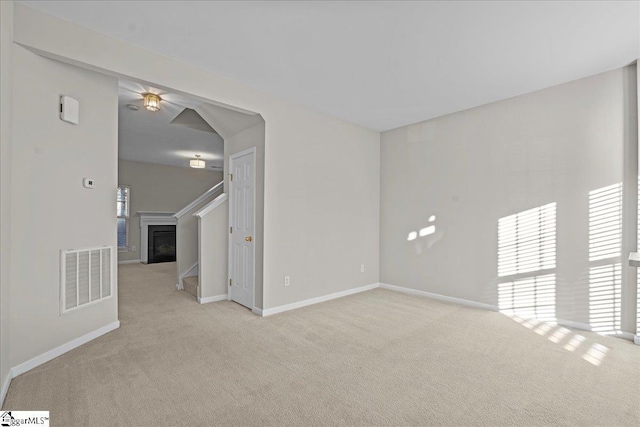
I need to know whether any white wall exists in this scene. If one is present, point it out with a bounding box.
[118,160,222,262]
[637,61,640,337]
[198,199,229,300]
[622,63,639,334]
[12,4,381,313]
[262,114,380,309]
[380,66,638,331]
[0,0,14,403]
[9,44,120,367]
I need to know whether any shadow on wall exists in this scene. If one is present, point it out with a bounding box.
[493,181,626,336]
[495,190,614,367]
[554,270,590,327]
[497,202,557,322]
[587,183,623,334]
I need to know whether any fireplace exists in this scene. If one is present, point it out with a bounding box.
[138,212,177,264]
[147,225,176,264]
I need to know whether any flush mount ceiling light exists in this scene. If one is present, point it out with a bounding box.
[143,93,161,111]
[190,154,205,169]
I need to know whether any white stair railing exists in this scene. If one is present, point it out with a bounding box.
[174,181,223,219]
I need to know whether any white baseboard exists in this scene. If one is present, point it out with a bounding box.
[11,321,120,378]
[261,283,380,317]
[380,283,638,342]
[555,318,592,332]
[198,294,227,304]
[523,316,637,342]
[1,372,11,407]
[551,319,635,340]
[604,331,637,341]
[118,259,141,265]
[379,283,499,312]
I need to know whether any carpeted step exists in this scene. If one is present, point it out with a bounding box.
[182,276,198,298]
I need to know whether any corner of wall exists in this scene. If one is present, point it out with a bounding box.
[9,37,119,372]
[0,0,14,407]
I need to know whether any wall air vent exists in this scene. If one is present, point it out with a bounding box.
[60,246,113,314]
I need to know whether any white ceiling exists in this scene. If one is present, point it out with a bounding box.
[118,80,224,170]
[22,1,640,131]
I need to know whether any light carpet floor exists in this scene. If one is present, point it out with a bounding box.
[3,262,640,426]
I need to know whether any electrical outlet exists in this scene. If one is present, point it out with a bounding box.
[284,276,290,287]
[360,264,365,273]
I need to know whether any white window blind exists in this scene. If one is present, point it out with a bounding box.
[117,186,130,249]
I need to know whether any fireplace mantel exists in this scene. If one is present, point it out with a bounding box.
[138,212,176,264]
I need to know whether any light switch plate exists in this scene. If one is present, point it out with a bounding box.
[60,96,79,125]
[82,178,95,189]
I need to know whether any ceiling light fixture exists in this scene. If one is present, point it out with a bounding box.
[143,93,161,112]
[190,154,205,169]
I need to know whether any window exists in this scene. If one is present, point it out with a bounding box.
[117,185,130,250]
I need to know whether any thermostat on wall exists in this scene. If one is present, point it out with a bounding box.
[83,178,96,189]
[60,96,79,125]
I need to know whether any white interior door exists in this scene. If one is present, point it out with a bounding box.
[229,148,256,309]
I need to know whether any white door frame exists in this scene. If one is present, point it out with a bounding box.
[228,146,257,310]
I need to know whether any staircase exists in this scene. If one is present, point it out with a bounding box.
[182,276,198,299]
[174,181,223,301]
[176,189,229,305]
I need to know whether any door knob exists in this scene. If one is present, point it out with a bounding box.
[245,236,253,242]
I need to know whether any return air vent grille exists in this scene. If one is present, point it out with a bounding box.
[61,246,113,314]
